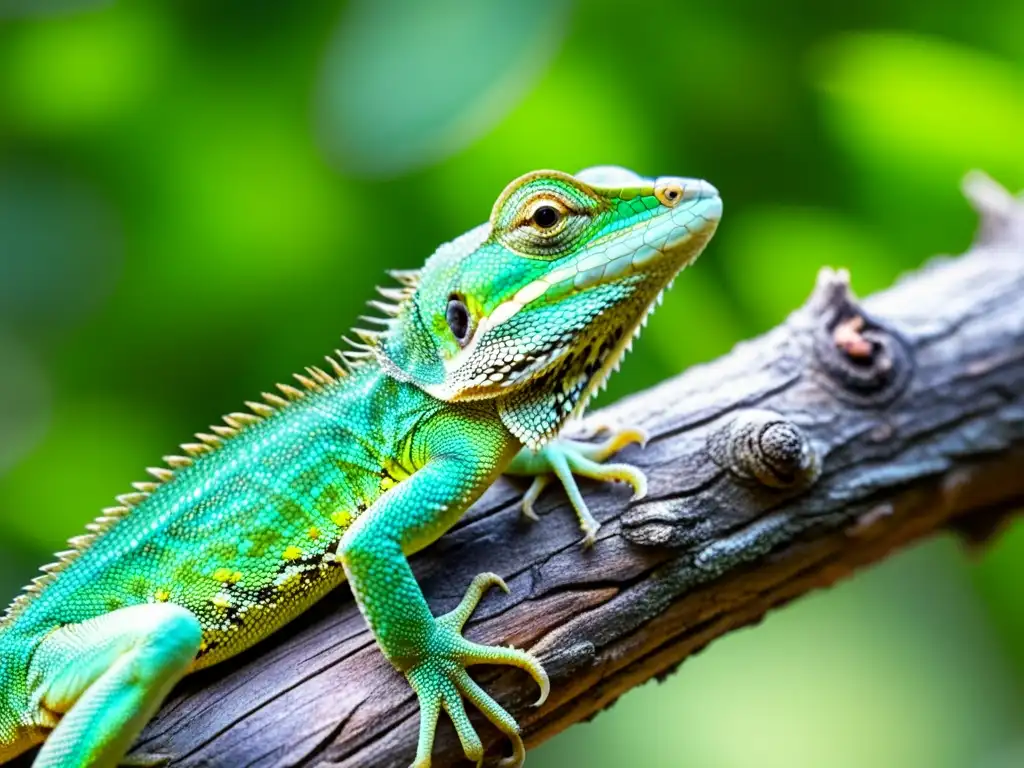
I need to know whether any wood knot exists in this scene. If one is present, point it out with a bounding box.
[809,268,913,407]
[706,409,820,489]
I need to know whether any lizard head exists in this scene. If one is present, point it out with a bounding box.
[377,166,722,448]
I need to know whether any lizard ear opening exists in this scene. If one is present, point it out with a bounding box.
[445,296,473,347]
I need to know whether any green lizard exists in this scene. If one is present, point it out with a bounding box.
[0,166,721,768]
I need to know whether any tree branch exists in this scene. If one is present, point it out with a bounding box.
[121,174,1024,767]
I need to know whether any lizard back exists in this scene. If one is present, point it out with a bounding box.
[0,363,443,669]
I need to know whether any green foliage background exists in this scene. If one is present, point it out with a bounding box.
[1,1,1022,765]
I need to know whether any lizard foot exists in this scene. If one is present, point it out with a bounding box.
[408,573,548,768]
[511,427,648,546]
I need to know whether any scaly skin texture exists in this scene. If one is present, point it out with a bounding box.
[0,166,721,768]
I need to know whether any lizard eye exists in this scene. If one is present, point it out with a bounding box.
[446,296,472,346]
[498,189,585,257]
[531,205,561,229]
[523,197,568,235]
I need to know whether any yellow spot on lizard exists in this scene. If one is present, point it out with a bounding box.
[154,588,170,603]
[212,567,234,582]
[307,526,321,540]
[331,509,351,528]
[282,545,303,561]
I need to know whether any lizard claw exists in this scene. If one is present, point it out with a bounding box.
[520,475,550,522]
[508,426,649,546]
[408,575,547,768]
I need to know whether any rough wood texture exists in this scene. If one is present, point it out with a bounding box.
[110,175,1024,767]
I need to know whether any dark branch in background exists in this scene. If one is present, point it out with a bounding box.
[54,174,1024,767]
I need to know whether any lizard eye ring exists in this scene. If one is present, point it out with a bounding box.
[497,186,590,257]
[522,196,569,237]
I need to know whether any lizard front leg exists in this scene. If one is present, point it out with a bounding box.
[337,415,547,768]
[505,426,648,546]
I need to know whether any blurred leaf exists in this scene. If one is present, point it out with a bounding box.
[0,4,166,133]
[0,0,109,18]
[577,3,793,137]
[979,735,1024,768]
[105,77,363,323]
[0,164,121,333]
[811,32,1024,274]
[152,100,349,280]
[0,397,169,553]
[645,267,750,371]
[427,60,659,219]
[971,521,1024,676]
[317,0,572,177]
[0,332,50,474]
[813,32,1024,201]
[720,206,902,329]
[985,2,1024,66]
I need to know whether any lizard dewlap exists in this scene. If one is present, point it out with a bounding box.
[0,167,721,768]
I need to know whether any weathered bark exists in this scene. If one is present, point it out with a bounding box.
[111,174,1024,767]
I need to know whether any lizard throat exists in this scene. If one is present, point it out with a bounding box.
[495,279,672,450]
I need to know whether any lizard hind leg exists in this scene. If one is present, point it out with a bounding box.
[506,426,649,546]
[28,603,203,768]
